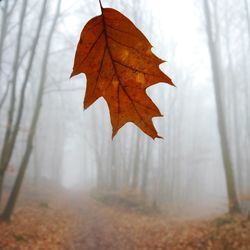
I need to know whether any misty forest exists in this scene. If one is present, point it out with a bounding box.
[0,0,250,249]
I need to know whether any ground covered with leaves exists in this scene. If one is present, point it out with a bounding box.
[0,181,79,250]
[68,195,250,250]
[0,184,250,250]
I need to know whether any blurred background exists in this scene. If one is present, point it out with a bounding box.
[0,0,249,218]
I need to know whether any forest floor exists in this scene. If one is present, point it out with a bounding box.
[0,181,250,250]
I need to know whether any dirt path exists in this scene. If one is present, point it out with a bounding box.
[66,197,134,250]
[65,196,207,250]
[65,195,250,250]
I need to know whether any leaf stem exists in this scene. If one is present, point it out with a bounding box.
[98,0,103,10]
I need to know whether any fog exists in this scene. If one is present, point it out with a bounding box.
[0,0,249,221]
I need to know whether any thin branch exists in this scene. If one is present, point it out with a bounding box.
[99,0,103,10]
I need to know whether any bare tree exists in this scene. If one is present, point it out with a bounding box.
[1,0,62,221]
[203,0,240,213]
[0,0,28,203]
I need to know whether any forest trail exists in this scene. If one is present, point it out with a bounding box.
[67,196,134,250]
[65,197,231,250]
[64,194,250,250]
[1,185,250,250]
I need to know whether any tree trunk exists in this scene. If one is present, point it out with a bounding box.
[0,0,28,204]
[244,0,250,42]
[131,132,140,189]
[203,0,241,213]
[224,17,243,194]
[0,81,10,111]
[0,0,9,111]
[110,144,117,190]
[0,170,4,208]
[1,136,33,221]
[0,0,8,71]
[141,139,150,197]
[0,1,19,111]
[243,0,250,179]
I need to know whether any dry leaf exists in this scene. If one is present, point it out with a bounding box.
[71,6,174,139]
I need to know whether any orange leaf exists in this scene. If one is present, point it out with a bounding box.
[71,5,174,139]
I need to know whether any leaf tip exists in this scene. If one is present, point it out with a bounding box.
[163,76,176,87]
[112,131,117,140]
[153,134,163,140]
[83,102,90,110]
[170,82,176,87]
[70,71,76,79]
